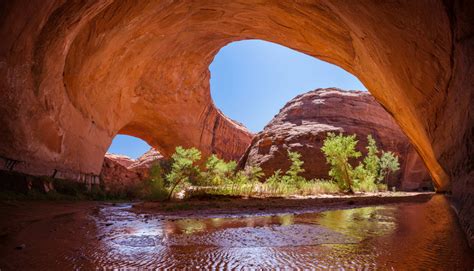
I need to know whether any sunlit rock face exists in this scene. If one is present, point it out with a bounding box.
[0,1,472,245]
[240,89,433,190]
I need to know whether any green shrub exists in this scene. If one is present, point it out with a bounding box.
[378,151,400,184]
[295,179,340,195]
[353,174,378,192]
[321,133,361,192]
[322,133,401,194]
[202,154,237,186]
[363,135,380,179]
[285,150,305,183]
[140,163,169,201]
[166,146,202,199]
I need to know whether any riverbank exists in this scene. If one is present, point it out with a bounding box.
[133,191,435,217]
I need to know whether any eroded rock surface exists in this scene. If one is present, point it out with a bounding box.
[240,89,432,190]
[100,149,165,194]
[0,1,473,245]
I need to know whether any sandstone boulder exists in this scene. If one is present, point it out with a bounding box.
[240,88,432,190]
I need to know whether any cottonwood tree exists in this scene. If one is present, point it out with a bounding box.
[166,146,201,199]
[321,132,361,192]
[378,151,400,185]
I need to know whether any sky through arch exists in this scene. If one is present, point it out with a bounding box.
[210,39,367,133]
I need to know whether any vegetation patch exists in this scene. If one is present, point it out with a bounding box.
[139,133,400,201]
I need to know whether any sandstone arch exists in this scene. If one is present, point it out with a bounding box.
[0,1,473,244]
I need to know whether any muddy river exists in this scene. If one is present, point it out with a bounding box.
[0,194,473,269]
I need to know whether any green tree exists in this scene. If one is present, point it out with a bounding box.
[321,132,361,192]
[203,154,236,185]
[378,151,400,184]
[363,135,380,178]
[285,150,305,183]
[145,163,168,200]
[165,146,201,199]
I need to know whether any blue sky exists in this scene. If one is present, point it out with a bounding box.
[108,39,366,158]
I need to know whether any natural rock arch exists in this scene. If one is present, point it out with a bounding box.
[0,1,473,244]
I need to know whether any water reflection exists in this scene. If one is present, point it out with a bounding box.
[85,195,473,269]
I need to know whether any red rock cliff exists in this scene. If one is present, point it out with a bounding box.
[240,89,432,190]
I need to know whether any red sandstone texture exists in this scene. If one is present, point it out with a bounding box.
[100,148,164,194]
[0,1,473,245]
[240,89,432,190]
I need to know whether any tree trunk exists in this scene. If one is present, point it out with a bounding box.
[342,161,353,193]
[167,179,184,200]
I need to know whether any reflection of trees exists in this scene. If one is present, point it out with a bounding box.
[163,214,296,236]
[316,206,397,240]
[278,214,294,226]
[164,219,207,235]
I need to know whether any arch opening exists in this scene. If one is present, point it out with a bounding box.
[209,39,433,191]
[210,39,367,133]
[107,135,151,160]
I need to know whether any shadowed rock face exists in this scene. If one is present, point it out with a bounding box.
[100,148,165,194]
[0,1,473,245]
[240,88,433,191]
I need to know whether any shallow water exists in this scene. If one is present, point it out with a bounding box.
[81,195,473,269]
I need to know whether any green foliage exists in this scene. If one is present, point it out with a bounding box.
[321,133,400,193]
[363,135,380,178]
[267,169,283,184]
[321,133,361,192]
[144,163,169,201]
[202,154,237,186]
[138,136,400,200]
[245,165,264,183]
[353,173,378,192]
[166,146,202,199]
[378,151,400,183]
[285,150,305,183]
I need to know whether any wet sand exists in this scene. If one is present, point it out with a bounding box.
[133,191,435,217]
[1,193,473,269]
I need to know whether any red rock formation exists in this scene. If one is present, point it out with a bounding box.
[100,156,142,195]
[100,148,165,193]
[128,148,164,172]
[0,1,473,245]
[240,89,432,190]
[104,153,135,168]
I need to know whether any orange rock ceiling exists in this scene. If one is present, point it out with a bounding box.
[1,0,473,244]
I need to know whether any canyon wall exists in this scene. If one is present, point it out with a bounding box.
[100,148,165,195]
[0,1,472,245]
[240,88,433,190]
